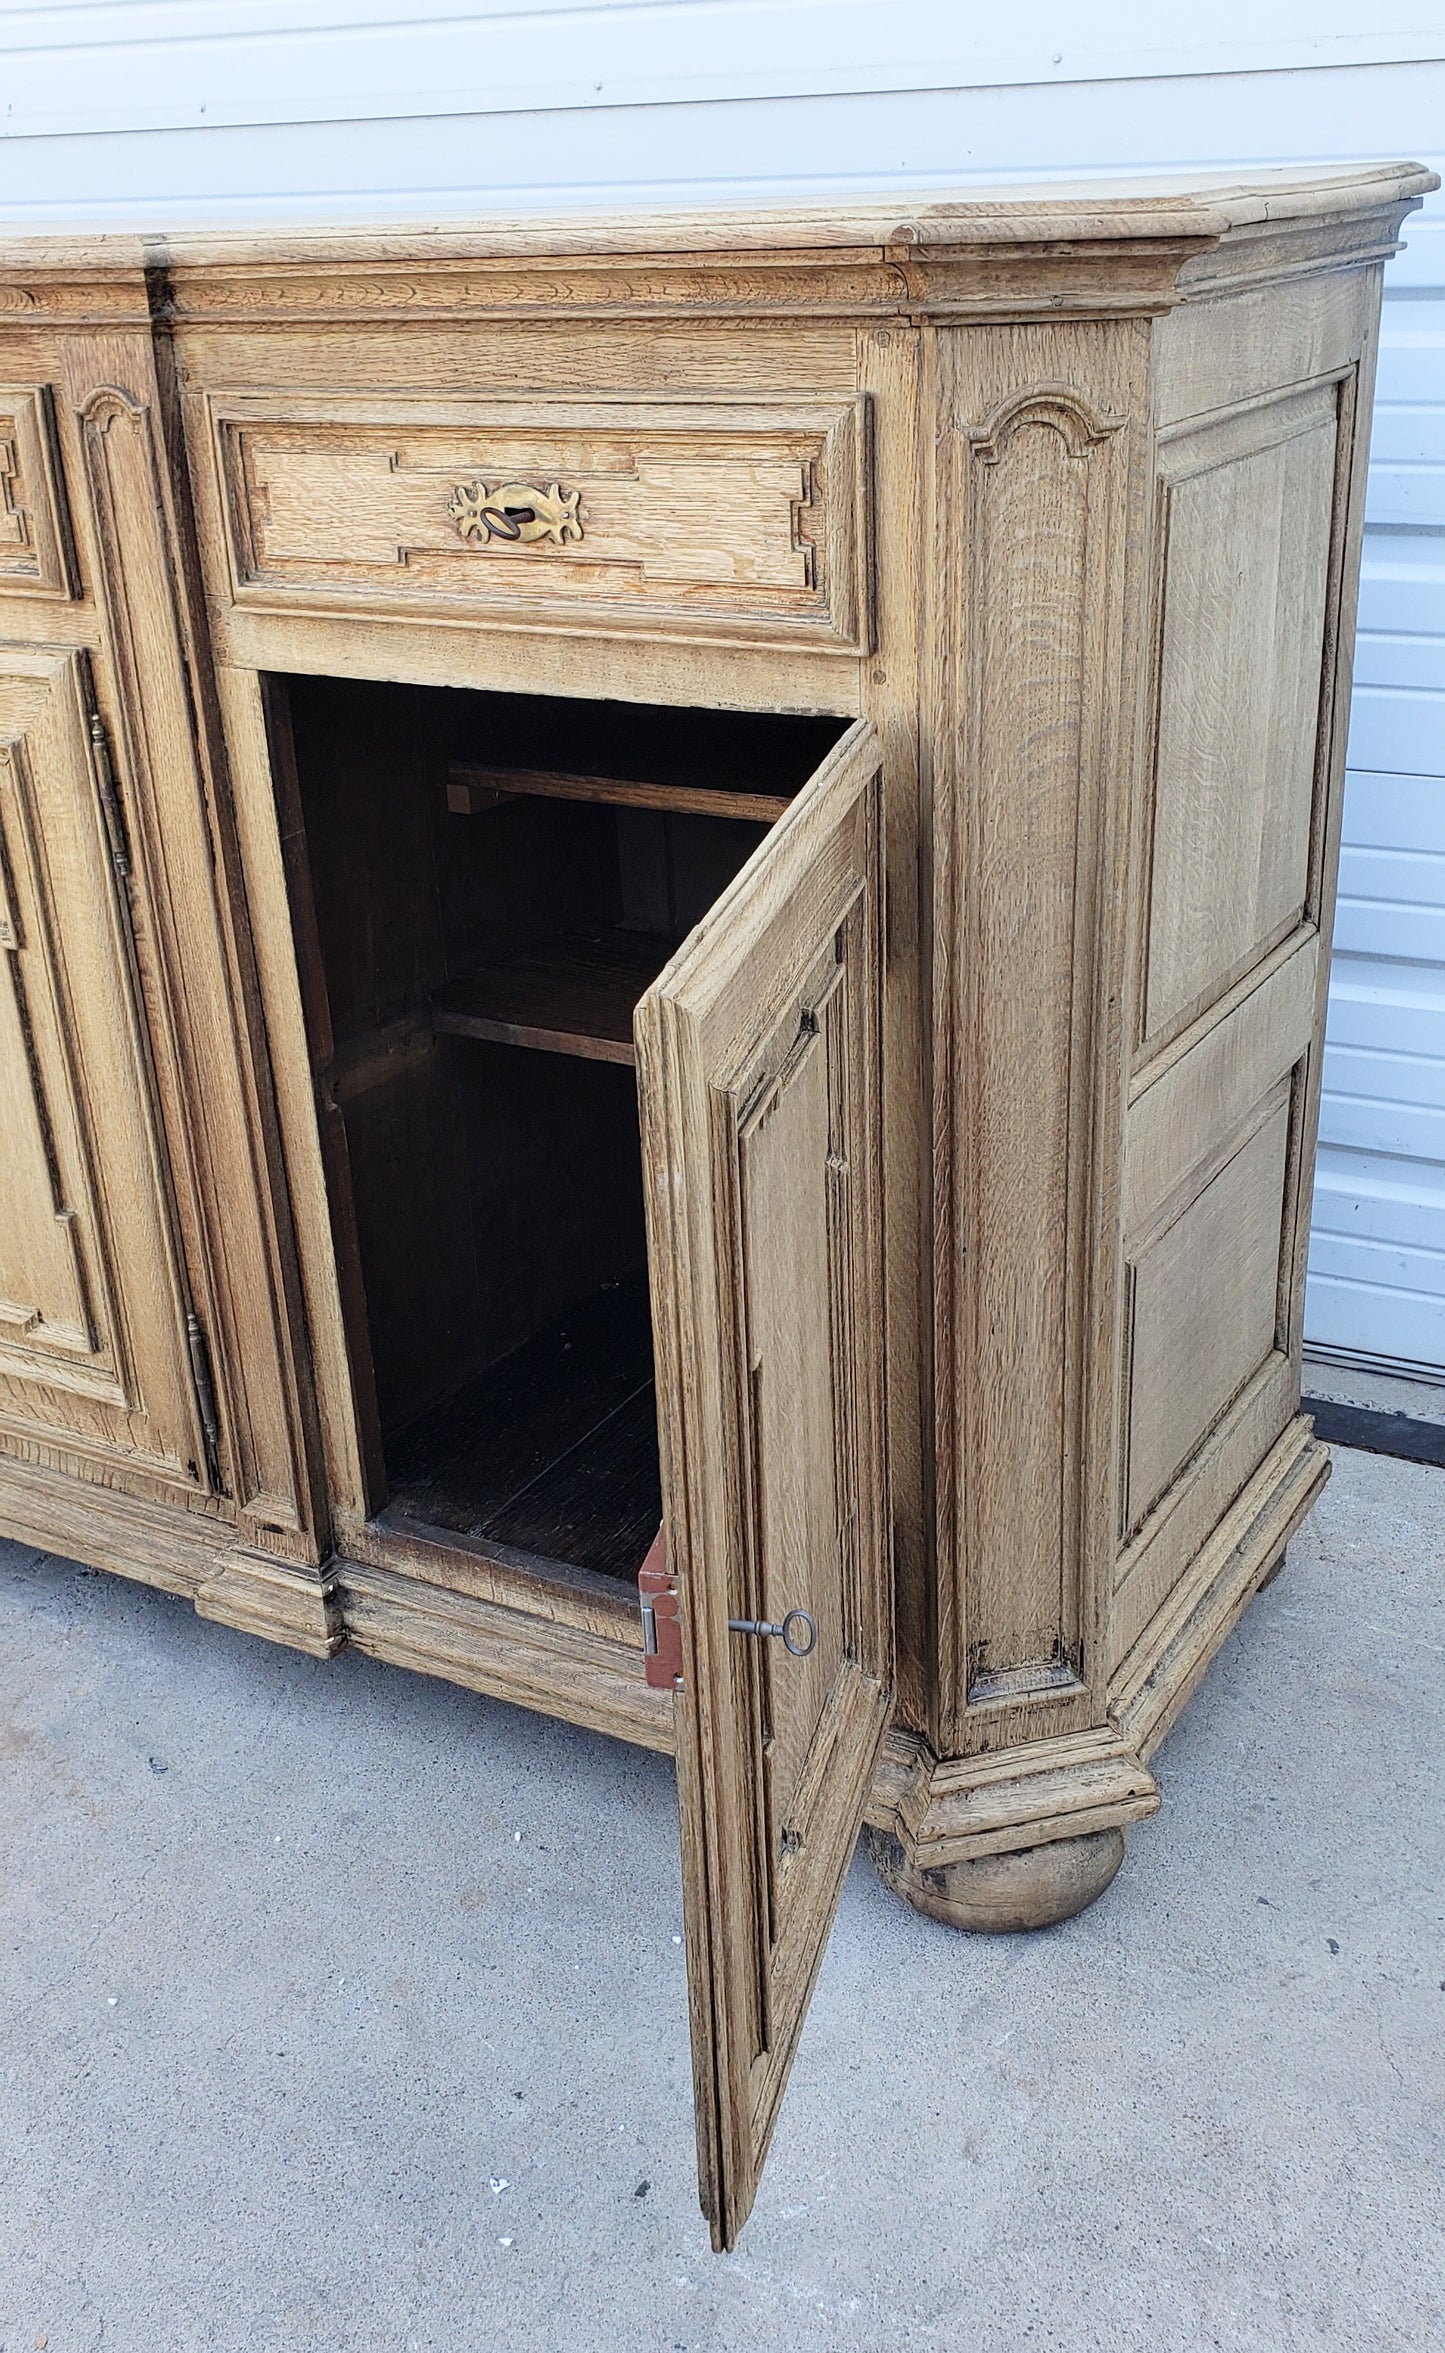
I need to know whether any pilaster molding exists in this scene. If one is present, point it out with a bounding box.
[64,335,324,1558]
[931,324,1151,1758]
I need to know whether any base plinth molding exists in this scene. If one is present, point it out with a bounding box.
[866,1822,1127,1931]
[195,1551,344,1657]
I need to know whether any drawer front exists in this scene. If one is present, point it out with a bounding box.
[209,393,870,653]
[0,386,76,602]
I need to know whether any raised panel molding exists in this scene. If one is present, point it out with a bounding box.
[70,353,323,1546]
[1139,380,1343,1052]
[209,392,871,653]
[933,332,1146,1753]
[0,643,198,1477]
[0,386,76,600]
[1123,930,1319,1237]
[1121,1092,1292,1533]
[0,703,111,1387]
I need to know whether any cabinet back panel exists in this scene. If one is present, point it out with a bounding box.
[286,671,450,1044]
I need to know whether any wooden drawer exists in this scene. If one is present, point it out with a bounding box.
[208,392,870,654]
[0,386,75,602]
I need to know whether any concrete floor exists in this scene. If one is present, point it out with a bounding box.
[1303,1352,1445,1427]
[1,1445,1441,2353]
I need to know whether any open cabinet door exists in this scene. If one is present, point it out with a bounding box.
[635,718,893,2250]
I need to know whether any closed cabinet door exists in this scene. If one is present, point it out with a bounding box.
[636,719,893,2250]
[0,644,202,1488]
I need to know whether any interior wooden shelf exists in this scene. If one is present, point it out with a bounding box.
[430,926,676,1065]
[447,759,793,825]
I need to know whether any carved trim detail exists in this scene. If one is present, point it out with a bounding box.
[965,384,1126,467]
[76,359,321,1532]
[0,386,78,600]
[77,384,148,428]
[933,351,1137,1752]
[0,726,108,1379]
[0,649,188,1444]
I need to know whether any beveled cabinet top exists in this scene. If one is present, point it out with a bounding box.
[0,163,1434,328]
[0,162,1435,264]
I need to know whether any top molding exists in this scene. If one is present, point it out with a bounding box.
[0,166,1435,329]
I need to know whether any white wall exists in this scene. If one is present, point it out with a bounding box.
[2,2,1441,1373]
[1313,204,1445,1377]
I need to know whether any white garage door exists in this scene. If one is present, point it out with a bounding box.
[0,5,1440,1369]
[1307,193,1445,1376]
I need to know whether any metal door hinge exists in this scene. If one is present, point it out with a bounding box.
[638,1523,683,1691]
[185,1309,223,1489]
[87,711,131,882]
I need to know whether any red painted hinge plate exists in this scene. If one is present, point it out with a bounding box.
[638,1523,683,1691]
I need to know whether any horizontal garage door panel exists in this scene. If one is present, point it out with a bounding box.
[1346,689,1445,775]
[1304,1273,1445,1368]
[1332,903,1445,966]
[1324,955,1445,1055]
[1319,1082,1445,1163]
[1309,1228,1445,1302]
[1314,1145,1445,1250]
[1357,546,1445,642]
[1342,774,1445,854]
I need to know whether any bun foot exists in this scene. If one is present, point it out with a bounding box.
[865,1822,1126,1933]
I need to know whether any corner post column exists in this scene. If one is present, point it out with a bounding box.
[875,301,1170,1925]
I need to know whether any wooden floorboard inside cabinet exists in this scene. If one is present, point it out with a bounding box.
[430,927,676,1065]
[383,1273,662,1582]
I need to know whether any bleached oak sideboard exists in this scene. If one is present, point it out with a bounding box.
[0,164,1432,2246]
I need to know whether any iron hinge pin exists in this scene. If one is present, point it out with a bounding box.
[88,711,131,881]
[185,1309,223,1488]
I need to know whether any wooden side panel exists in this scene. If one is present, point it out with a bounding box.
[1111,265,1383,1689]
[1142,385,1340,1047]
[1113,948,1320,1662]
[0,643,199,1481]
[637,721,890,2251]
[1124,1099,1290,1531]
[933,322,1149,1754]
[1122,936,1318,1235]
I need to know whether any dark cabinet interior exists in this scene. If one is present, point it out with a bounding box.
[270,672,847,1589]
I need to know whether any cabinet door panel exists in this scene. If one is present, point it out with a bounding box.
[636,718,891,2250]
[0,645,200,1484]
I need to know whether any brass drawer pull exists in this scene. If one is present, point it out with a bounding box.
[728,1608,817,1659]
[448,479,583,547]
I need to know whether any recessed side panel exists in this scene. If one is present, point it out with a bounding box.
[1124,1097,1291,1535]
[1111,930,1321,1665]
[1142,383,1340,1051]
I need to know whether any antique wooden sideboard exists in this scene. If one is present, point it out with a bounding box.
[0,164,1432,2245]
